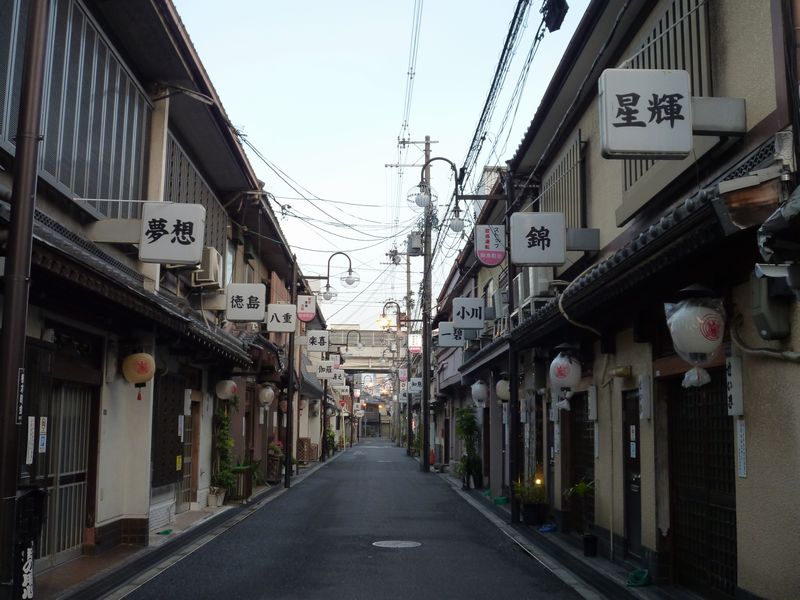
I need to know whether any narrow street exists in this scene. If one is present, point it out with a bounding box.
[119,441,581,600]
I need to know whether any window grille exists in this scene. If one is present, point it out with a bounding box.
[621,0,711,200]
[0,0,150,218]
[539,132,585,229]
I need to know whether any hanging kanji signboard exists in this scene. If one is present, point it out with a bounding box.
[452,298,484,329]
[438,322,465,347]
[599,69,692,159]
[315,361,334,380]
[139,202,206,264]
[266,303,297,333]
[408,334,422,354]
[510,212,566,266]
[225,283,266,322]
[305,330,329,352]
[475,225,506,267]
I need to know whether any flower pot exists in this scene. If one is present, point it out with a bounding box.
[583,533,598,557]
[207,488,226,507]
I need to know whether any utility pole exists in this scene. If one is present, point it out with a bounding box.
[0,2,50,598]
[506,172,520,524]
[284,257,297,488]
[320,352,329,462]
[406,248,413,456]
[421,135,432,473]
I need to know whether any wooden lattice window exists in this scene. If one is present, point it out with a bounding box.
[539,132,586,229]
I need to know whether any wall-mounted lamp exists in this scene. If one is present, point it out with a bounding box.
[713,165,786,235]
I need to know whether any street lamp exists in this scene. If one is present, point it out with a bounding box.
[315,251,359,304]
[415,155,464,473]
[341,329,363,358]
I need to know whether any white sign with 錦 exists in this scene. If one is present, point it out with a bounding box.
[599,68,692,159]
[266,304,297,332]
[452,298,485,329]
[225,283,266,322]
[139,202,206,264]
[305,330,329,352]
[438,322,464,347]
[510,212,566,266]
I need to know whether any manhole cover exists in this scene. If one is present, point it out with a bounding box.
[372,540,422,549]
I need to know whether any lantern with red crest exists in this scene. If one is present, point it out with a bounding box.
[122,352,155,401]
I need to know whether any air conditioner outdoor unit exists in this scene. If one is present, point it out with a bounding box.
[530,266,553,297]
[513,269,532,307]
[191,246,223,289]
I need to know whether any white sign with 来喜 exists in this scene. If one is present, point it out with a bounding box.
[139,202,206,264]
[599,68,692,159]
[510,212,566,266]
[305,330,329,352]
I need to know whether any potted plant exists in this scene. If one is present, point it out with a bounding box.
[563,479,596,556]
[455,407,481,489]
[266,438,284,483]
[209,406,235,506]
[513,478,548,526]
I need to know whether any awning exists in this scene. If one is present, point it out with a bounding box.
[300,356,324,397]
[459,337,510,378]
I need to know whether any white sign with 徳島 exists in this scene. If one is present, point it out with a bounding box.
[438,322,464,347]
[599,68,692,159]
[452,298,484,329]
[225,283,266,322]
[139,202,206,264]
[266,304,297,333]
[510,212,566,266]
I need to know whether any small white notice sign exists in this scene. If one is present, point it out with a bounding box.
[736,418,747,478]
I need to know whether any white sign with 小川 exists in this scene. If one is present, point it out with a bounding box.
[438,322,465,347]
[266,304,297,332]
[139,202,206,264]
[452,298,484,329]
[599,68,692,160]
[225,283,266,322]
[510,212,566,266]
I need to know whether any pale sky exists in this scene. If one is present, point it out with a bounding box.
[172,0,589,329]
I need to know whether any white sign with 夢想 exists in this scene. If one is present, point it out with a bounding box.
[305,330,329,352]
[297,295,316,322]
[599,68,692,159]
[510,212,566,266]
[139,202,206,264]
[438,322,465,347]
[409,378,423,394]
[408,334,422,354]
[225,283,266,322]
[315,361,334,380]
[266,304,297,332]
[452,298,485,329]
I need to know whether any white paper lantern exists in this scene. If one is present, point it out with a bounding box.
[549,352,582,390]
[495,378,511,402]
[471,380,489,407]
[215,379,238,400]
[258,386,275,406]
[667,304,725,357]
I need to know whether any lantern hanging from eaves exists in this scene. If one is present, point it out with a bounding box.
[122,352,155,401]
[665,293,725,387]
[216,379,238,400]
[470,380,488,409]
[258,385,275,407]
[549,351,582,397]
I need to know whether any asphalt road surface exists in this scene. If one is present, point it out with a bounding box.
[123,440,583,600]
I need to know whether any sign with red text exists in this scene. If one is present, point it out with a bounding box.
[475,225,505,266]
[297,295,316,322]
